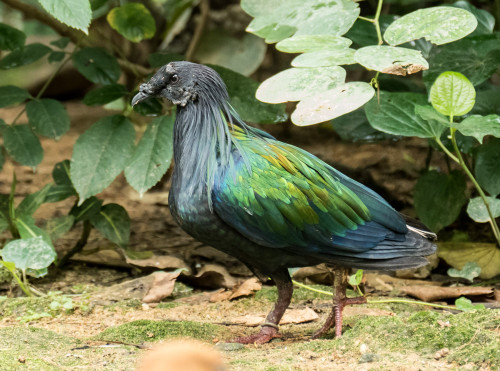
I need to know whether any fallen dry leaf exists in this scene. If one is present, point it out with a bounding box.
[343,307,395,317]
[364,273,443,293]
[186,264,236,289]
[209,289,232,303]
[381,63,427,76]
[126,254,190,271]
[229,278,262,300]
[293,264,333,285]
[232,308,319,327]
[90,274,157,305]
[142,271,183,304]
[400,285,493,302]
[438,242,500,279]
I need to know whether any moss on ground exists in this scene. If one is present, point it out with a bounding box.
[94,320,224,344]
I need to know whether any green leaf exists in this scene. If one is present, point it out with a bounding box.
[195,29,266,76]
[89,203,130,247]
[3,125,43,168]
[1,236,56,270]
[451,1,495,36]
[38,0,92,34]
[14,214,54,249]
[472,88,500,116]
[211,65,288,124]
[384,7,477,45]
[73,47,121,84]
[124,114,174,196]
[292,82,374,126]
[83,84,128,106]
[256,66,346,104]
[447,261,481,282]
[430,71,475,117]
[48,51,65,63]
[423,34,500,87]
[148,52,184,68]
[0,149,4,173]
[132,96,163,116]
[0,23,26,51]
[354,46,428,76]
[70,196,102,221]
[45,215,75,241]
[71,115,135,201]
[365,92,445,138]
[26,99,70,139]
[291,48,355,67]
[0,43,51,69]
[0,85,31,108]
[466,196,500,223]
[414,170,468,232]
[107,3,156,43]
[348,269,363,286]
[475,139,500,197]
[332,108,395,142]
[44,183,76,203]
[276,35,351,53]
[52,160,73,186]
[16,184,52,217]
[457,115,500,144]
[455,297,485,312]
[414,105,450,126]
[50,37,70,49]
[242,0,360,43]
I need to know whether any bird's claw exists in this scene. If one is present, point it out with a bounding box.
[232,325,281,344]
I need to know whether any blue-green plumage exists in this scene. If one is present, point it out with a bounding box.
[132,61,436,342]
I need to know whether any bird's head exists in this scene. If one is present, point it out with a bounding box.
[132,61,229,108]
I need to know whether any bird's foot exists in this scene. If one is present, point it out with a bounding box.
[232,325,281,345]
[311,296,367,339]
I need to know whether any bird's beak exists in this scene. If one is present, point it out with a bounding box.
[131,91,150,107]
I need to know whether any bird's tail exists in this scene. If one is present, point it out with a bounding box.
[400,213,437,241]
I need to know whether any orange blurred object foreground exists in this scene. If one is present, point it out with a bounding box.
[137,339,225,371]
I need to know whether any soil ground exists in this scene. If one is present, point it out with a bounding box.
[0,103,499,370]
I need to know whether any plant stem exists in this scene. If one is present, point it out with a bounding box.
[358,16,374,23]
[57,220,91,268]
[434,136,459,163]
[10,269,32,297]
[374,0,384,45]
[449,127,500,244]
[185,0,209,61]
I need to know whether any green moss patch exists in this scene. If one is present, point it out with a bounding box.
[94,320,224,344]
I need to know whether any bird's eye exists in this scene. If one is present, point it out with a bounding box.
[170,74,179,83]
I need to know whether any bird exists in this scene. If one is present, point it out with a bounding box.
[132,62,436,344]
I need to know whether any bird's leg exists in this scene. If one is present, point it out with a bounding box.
[233,269,293,345]
[312,267,367,339]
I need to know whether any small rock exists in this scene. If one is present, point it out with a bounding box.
[215,343,244,352]
[359,353,380,363]
[434,348,449,360]
[18,356,26,364]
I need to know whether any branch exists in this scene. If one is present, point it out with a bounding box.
[1,0,90,46]
[185,0,210,61]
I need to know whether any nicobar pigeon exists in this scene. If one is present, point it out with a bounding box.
[132,62,437,344]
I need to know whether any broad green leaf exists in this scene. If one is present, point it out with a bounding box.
[71,115,135,201]
[131,95,163,116]
[447,261,481,282]
[52,160,72,186]
[89,203,130,247]
[83,84,128,106]
[50,37,70,49]
[332,108,395,142]
[38,0,92,34]
[414,105,450,126]
[211,65,288,124]
[276,35,351,53]
[148,52,184,68]
[70,196,102,221]
[107,3,156,43]
[384,7,477,45]
[195,30,266,76]
[73,47,121,84]
[15,214,54,249]
[423,34,500,87]
[458,115,500,144]
[348,269,363,286]
[26,99,70,139]
[0,43,51,69]
[354,46,428,76]
[256,66,346,104]
[0,119,7,133]
[455,297,485,312]
[430,72,475,117]
[124,114,174,196]
[472,88,500,116]
[45,215,75,241]
[0,203,7,234]
[365,92,445,138]
[48,51,65,63]
[3,125,43,168]
[474,139,500,197]
[44,183,76,203]
[0,148,3,173]
[1,236,56,270]
[0,23,26,51]
[291,49,355,67]
[466,196,500,223]
[0,85,31,108]
[241,0,359,43]
[414,170,468,232]
[16,184,52,217]
[292,82,374,126]
[452,1,495,36]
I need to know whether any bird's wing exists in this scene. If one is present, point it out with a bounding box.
[213,134,407,255]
